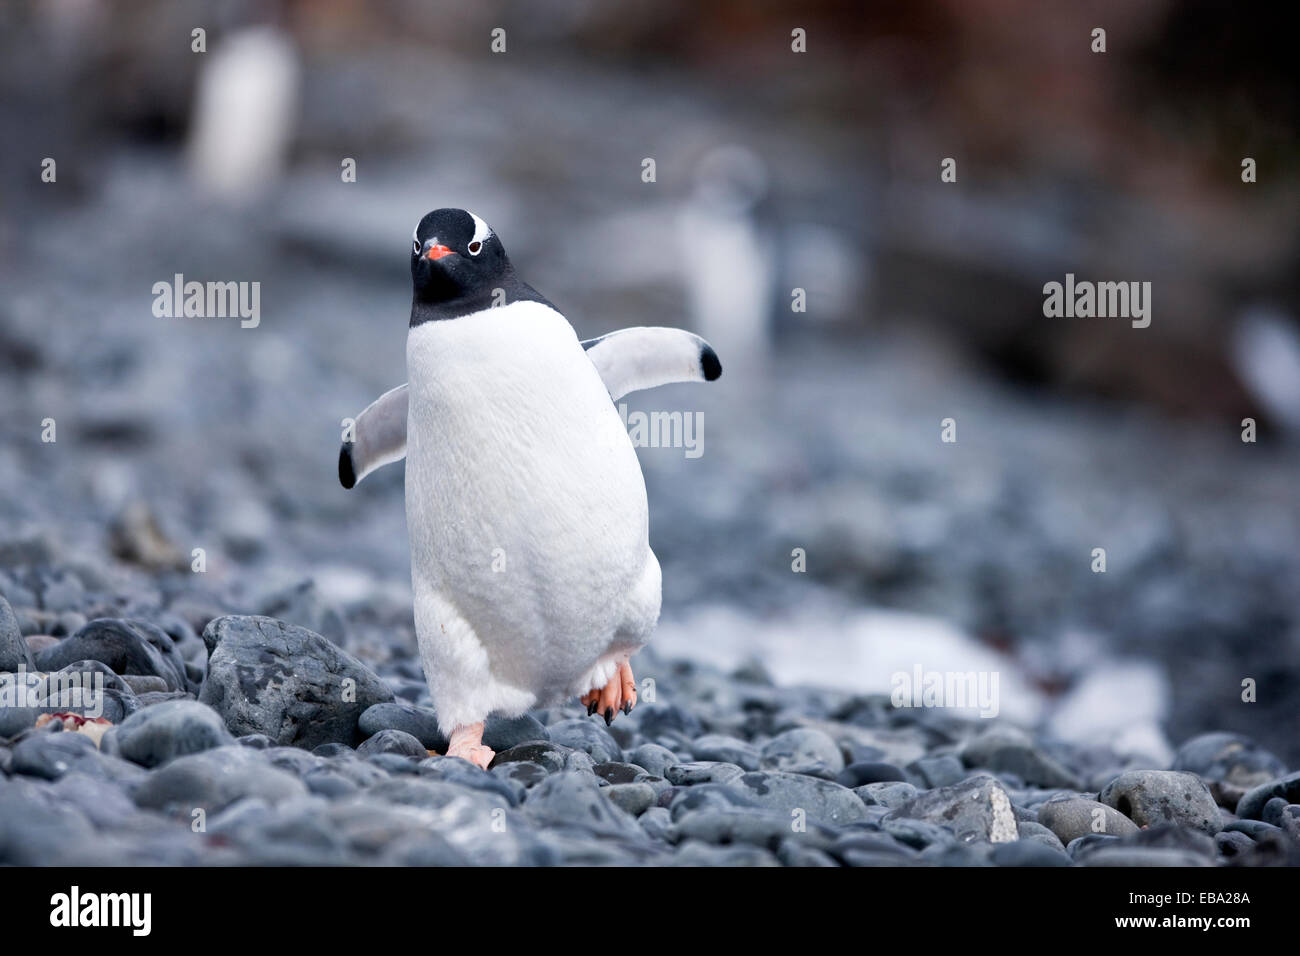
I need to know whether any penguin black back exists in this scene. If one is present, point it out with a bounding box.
[410,208,553,326]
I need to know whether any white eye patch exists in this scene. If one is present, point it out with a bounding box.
[467,211,492,247]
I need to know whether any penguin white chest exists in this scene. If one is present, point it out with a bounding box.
[403,301,657,724]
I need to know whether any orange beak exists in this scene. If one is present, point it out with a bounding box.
[425,244,455,261]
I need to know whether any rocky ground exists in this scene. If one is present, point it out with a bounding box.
[2,11,1298,868]
[2,581,1298,866]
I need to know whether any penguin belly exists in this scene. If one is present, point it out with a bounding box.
[404,300,661,733]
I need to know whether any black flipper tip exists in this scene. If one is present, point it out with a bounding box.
[700,344,722,381]
[339,443,357,490]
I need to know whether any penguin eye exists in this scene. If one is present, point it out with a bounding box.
[412,239,420,255]
[467,240,483,256]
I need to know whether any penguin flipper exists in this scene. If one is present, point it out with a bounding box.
[340,383,408,489]
[580,327,722,402]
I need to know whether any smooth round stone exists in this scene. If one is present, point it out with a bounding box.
[1037,794,1139,845]
[1098,770,1222,834]
[625,743,678,776]
[606,782,657,816]
[546,718,623,763]
[357,728,427,758]
[11,731,106,780]
[690,734,761,770]
[760,728,845,778]
[110,699,234,768]
[1015,820,1067,852]
[1261,797,1290,827]
[483,713,549,751]
[593,761,648,784]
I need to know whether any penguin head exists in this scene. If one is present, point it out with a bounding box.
[410,208,508,303]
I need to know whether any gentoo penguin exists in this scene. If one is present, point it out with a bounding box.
[339,208,721,768]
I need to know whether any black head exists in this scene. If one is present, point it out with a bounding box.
[408,208,554,325]
[409,208,516,316]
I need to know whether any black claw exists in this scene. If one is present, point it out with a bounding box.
[604,707,614,726]
[621,701,632,715]
[587,700,598,716]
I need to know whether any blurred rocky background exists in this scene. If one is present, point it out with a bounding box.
[1,0,1298,767]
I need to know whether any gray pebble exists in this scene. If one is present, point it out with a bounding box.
[1098,770,1222,834]
[1037,794,1140,844]
[110,699,233,767]
[760,727,844,778]
[199,615,393,749]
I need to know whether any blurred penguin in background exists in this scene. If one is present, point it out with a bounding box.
[677,144,866,382]
[1232,304,1300,439]
[677,145,775,377]
[186,23,299,200]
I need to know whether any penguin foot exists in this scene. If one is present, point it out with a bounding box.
[443,722,494,769]
[581,661,638,726]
